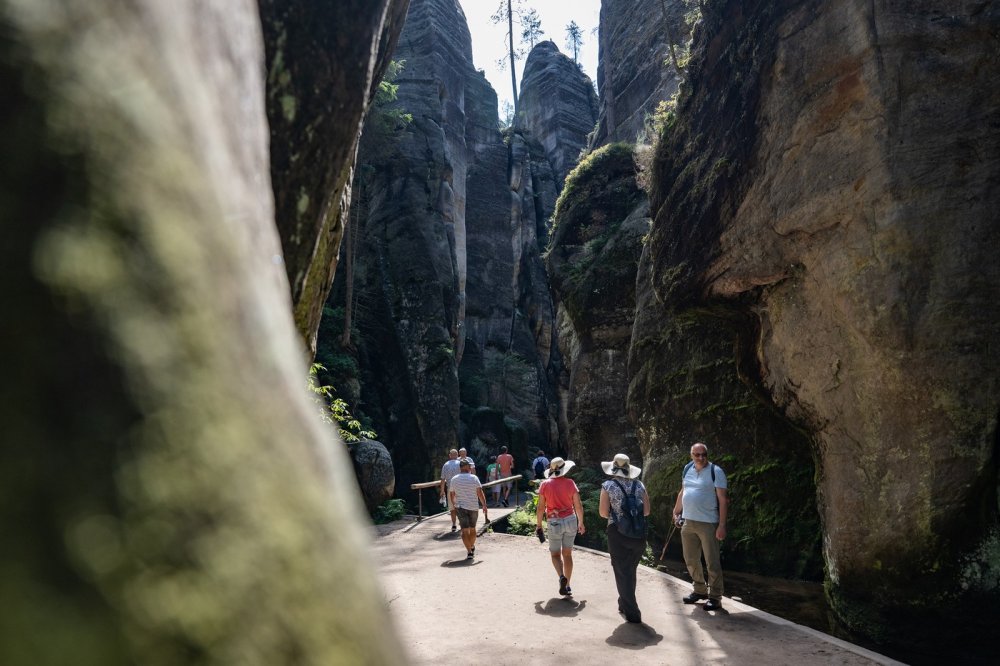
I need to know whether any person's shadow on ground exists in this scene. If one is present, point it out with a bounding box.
[606,622,663,650]
[534,599,587,617]
[440,558,482,568]
[432,531,461,541]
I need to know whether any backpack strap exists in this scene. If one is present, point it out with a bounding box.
[612,478,640,504]
[683,460,716,483]
[610,478,628,518]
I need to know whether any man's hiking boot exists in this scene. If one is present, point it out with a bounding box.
[451,525,457,532]
[682,592,708,604]
[564,585,572,596]
[466,550,474,560]
[558,576,569,596]
[704,598,723,611]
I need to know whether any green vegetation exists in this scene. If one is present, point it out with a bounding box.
[308,363,376,443]
[565,21,584,64]
[506,490,540,535]
[373,499,407,525]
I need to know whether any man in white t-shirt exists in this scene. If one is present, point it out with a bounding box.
[449,459,488,560]
[458,447,476,474]
[439,449,461,532]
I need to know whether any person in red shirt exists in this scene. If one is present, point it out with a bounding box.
[496,445,515,506]
[536,457,586,596]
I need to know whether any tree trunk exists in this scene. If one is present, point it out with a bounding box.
[341,204,356,348]
[507,0,518,115]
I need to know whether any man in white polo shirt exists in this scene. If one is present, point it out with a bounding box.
[449,459,489,560]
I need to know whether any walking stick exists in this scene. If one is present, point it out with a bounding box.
[659,521,679,561]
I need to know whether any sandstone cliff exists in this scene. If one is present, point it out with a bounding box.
[546,144,648,467]
[518,41,599,184]
[0,0,404,662]
[325,0,565,486]
[261,0,410,355]
[592,0,692,146]
[645,0,1000,649]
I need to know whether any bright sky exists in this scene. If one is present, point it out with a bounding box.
[461,0,601,115]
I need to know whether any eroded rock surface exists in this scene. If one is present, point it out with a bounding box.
[349,439,397,512]
[261,0,409,354]
[325,0,565,487]
[592,0,691,146]
[546,144,648,466]
[646,0,1000,647]
[518,40,598,184]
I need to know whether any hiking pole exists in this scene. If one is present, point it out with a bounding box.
[659,521,679,561]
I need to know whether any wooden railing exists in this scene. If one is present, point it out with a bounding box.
[410,475,524,521]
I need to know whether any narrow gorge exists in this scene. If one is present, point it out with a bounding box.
[3,0,997,663]
[322,0,1000,657]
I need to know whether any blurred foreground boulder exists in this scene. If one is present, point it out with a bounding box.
[0,0,406,663]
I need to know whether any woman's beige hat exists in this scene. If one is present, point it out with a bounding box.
[601,453,641,479]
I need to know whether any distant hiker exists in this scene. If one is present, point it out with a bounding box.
[531,450,550,480]
[599,453,650,624]
[439,449,461,532]
[497,445,515,506]
[458,447,476,475]
[449,458,489,560]
[673,442,728,612]
[536,457,585,596]
[486,455,501,506]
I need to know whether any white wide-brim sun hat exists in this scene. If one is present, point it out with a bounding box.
[601,453,641,479]
[544,457,576,478]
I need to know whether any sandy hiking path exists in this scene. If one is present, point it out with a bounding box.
[371,514,904,665]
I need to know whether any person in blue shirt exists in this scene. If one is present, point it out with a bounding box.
[531,450,550,480]
[672,442,728,612]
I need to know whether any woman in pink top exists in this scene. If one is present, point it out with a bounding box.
[536,458,585,596]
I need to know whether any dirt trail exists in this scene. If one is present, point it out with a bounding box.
[371,514,905,665]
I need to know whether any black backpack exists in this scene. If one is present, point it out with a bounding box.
[612,479,647,540]
[534,458,547,479]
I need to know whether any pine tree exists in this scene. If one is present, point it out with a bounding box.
[521,8,544,48]
[565,20,583,64]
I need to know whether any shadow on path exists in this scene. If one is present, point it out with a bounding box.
[534,598,588,617]
[606,622,663,650]
[441,558,482,568]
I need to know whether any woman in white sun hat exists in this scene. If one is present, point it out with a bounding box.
[536,457,585,597]
[599,453,650,624]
